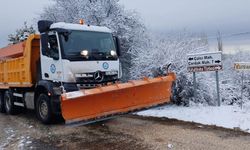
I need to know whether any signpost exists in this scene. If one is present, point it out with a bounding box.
[234,62,250,109]
[188,52,222,106]
[187,52,223,72]
[234,62,250,70]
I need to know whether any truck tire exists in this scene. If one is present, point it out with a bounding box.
[36,94,53,124]
[4,91,18,115]
[0,92,5,113]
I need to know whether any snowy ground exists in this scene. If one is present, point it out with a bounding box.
[2,113,250,150]
[138,103,250,133]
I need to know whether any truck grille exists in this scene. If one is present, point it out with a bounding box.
[76,72,118,84]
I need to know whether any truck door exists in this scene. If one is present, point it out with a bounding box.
[40,31,63,82]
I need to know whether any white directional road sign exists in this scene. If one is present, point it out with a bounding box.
[234,62,250,70]
[187,52,222,72]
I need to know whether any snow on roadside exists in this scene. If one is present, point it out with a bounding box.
[137,103,250,133]
[18,136,33,150]
[0,127,16,149]
[0,127,33,150]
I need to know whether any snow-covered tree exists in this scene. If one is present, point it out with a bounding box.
[217,31,223,52]
[130,31,208,78]
[8,22,36,44]
[40,0,146,80]
[220,50,250,105]
[130,31,213,106]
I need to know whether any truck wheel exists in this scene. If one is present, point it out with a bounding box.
[0,92,5,113]
[4,91,17,115]
[36,94,53,124]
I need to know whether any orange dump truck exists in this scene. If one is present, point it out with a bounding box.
[0,20,176,124]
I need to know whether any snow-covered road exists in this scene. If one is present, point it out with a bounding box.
[138,103,250,133]
[1,112,250,150]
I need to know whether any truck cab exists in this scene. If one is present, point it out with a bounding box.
[38,20,122,91]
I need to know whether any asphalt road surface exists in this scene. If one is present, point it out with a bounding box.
[0,111,250,150]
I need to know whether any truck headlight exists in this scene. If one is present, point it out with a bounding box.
[81,50,89,56]
[110,50,117,56]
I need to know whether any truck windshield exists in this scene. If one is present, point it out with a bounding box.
[60,30,117,61]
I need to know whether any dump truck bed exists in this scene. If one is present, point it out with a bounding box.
[0,35,40,89]
[0,42,24,58]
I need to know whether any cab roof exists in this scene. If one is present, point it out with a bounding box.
[50,22,112,33]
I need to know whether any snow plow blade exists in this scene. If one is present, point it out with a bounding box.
[61,73,176,124]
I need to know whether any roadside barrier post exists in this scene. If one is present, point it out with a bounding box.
[193,72,197,99]
[241,72,244,109]
[216,71,221,106]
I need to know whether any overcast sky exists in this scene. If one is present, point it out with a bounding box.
[0,0,250,49]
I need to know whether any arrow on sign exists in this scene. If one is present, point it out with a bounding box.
[215,66,222,70]
[215,60,221,63]
[188,57,194,61]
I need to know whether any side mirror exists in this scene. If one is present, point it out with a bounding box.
[114,36,121,56]
[38,20,53,33]
[41,33,49,55]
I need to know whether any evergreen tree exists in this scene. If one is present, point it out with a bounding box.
[8,22,36,44]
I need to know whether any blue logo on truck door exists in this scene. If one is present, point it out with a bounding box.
[50,64,56,74]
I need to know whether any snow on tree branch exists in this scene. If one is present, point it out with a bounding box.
[8,22,35,44]
[130,31,213,105]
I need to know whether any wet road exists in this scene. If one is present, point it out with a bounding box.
[1,111,250,150]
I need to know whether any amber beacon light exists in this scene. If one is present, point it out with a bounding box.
[79,19,84,25]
